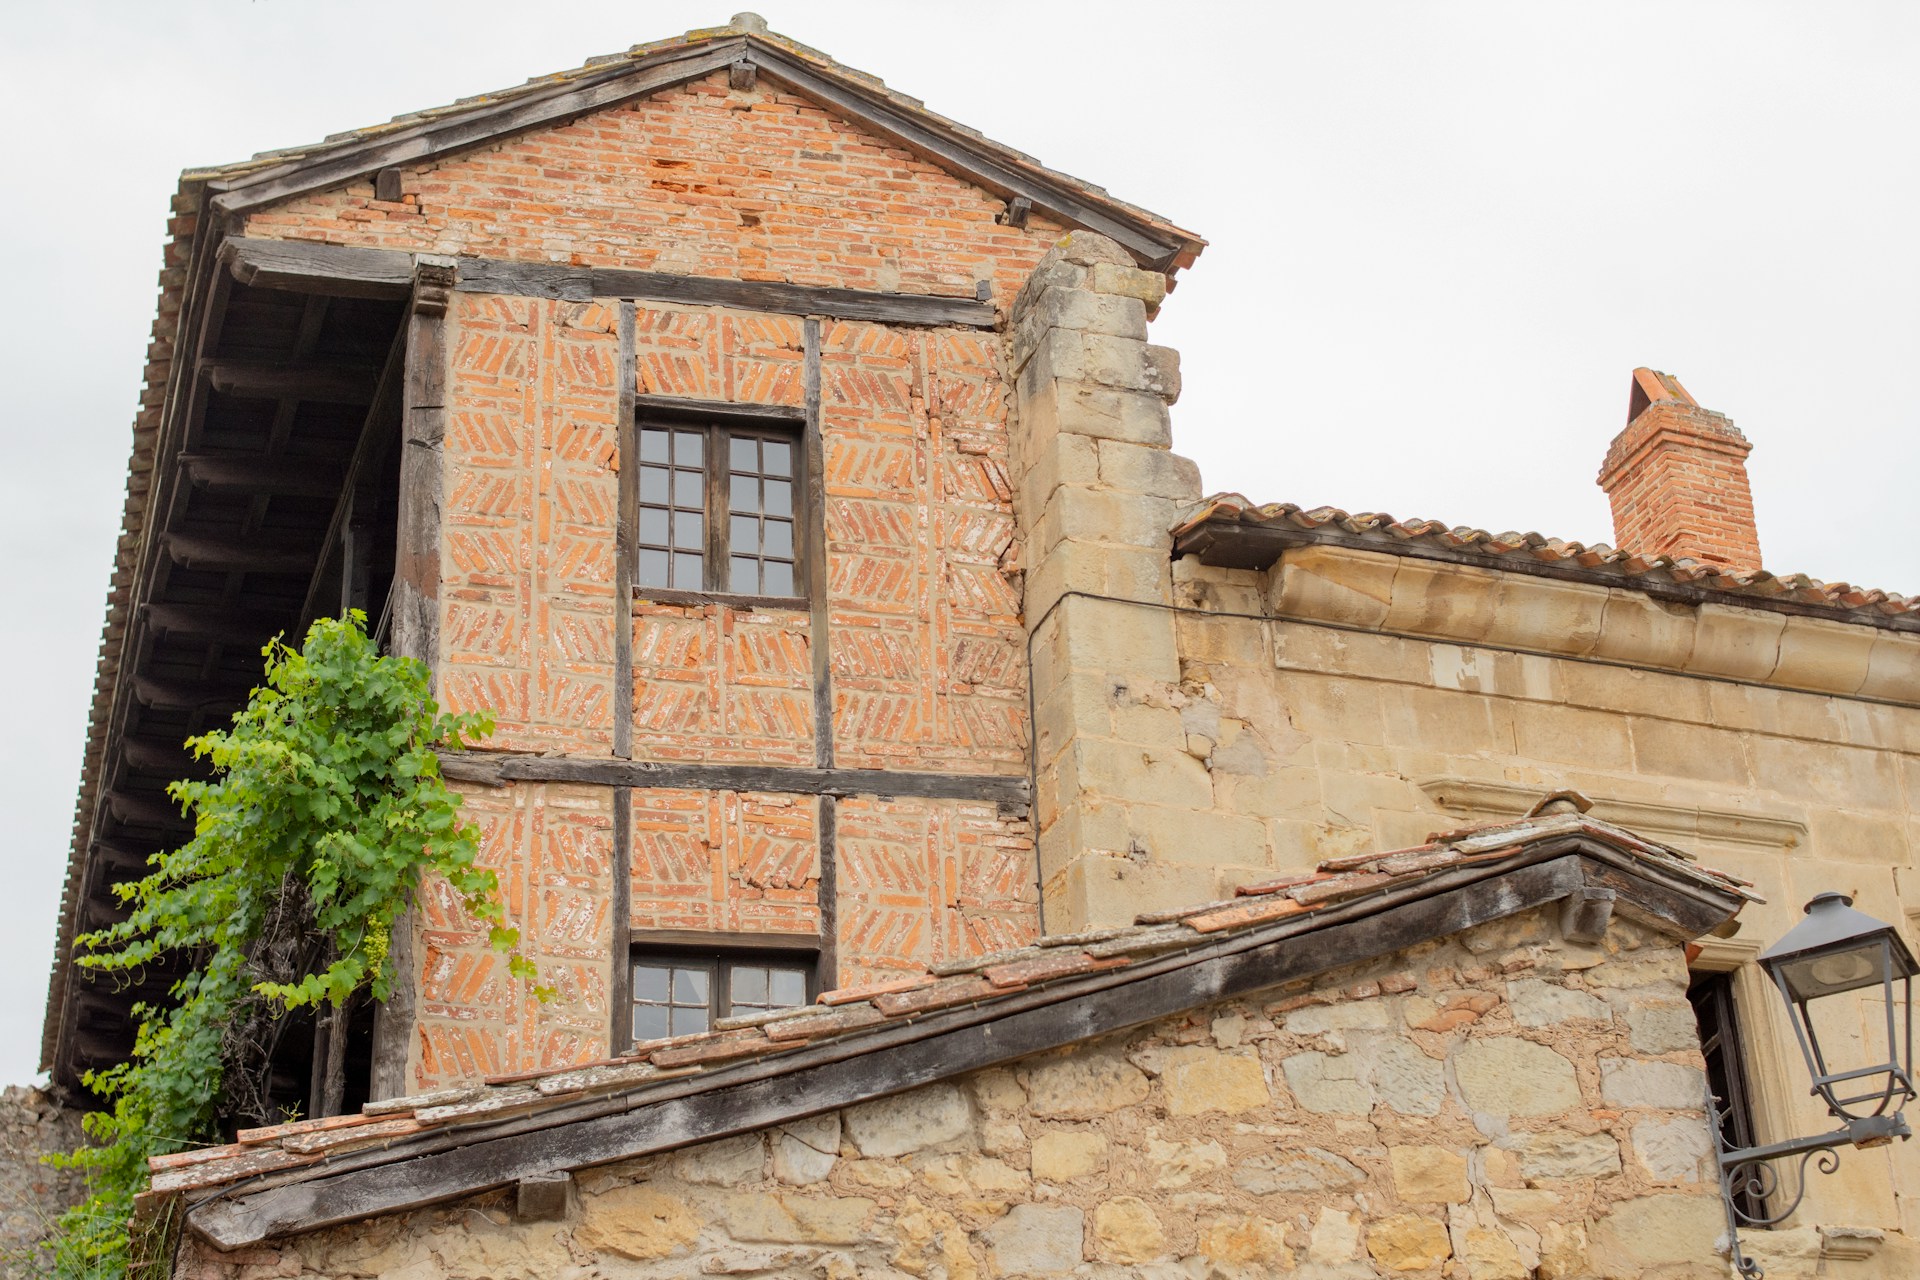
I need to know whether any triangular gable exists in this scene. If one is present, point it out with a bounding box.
[195,20,1203,272]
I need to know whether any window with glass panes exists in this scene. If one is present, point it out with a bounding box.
[629,953,813,1043]
[636,419,800,598]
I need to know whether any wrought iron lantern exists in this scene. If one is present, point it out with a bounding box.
[1717,894,1917,1279]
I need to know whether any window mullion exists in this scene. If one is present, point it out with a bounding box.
[706,425,729,592]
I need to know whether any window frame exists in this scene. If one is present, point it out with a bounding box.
[631,398,809,608]
[1689,969,1767,1224]
[626,934,821,1049]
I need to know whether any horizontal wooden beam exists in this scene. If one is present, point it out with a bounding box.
[437,752,1030,808]
[178,452,348,497]
[163,533,314,575]
[217,238,996,328]
[455,258,996,328]
[221,238,414,301]
[128,674,253,712]
[190,855,1620,1245]
[202,360,382,405]
[103,790,187,829]
[143,602,289,643]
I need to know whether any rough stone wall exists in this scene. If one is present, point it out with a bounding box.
[0,1086,85,1280]
[242,71,1070,306]
[173,910,1745,1280]
[1163,546,1920,1244]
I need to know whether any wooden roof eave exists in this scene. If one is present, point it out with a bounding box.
[179,835,1738,1247]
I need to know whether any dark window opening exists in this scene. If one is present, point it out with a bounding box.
[630,949,814,1044]
[636,417,801,600]
[1690,970,1764,1224]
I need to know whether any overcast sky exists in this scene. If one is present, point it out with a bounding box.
[3,2,1915,1085]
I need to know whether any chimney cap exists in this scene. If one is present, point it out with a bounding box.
[1627,367,1697,424]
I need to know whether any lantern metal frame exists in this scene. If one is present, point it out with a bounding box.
[1713,894,1917,1280]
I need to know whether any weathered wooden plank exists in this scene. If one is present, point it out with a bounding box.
[370,260,453,1102]
[202,359,382,405]
[628,928,824,954]
[177,453,347,497]
[222,238,414,301]
[141,602,286,643]
[188,857,1604,1246]
[457,259,996,328]
[802,318,831,770]
[219,239,996,328]
[210,44,745,214]
[435,753,1030,806]
[160,534,312,575]
[636,395,803,423]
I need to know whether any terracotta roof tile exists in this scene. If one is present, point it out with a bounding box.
[141,799,1758,1199]
[1173,497,1918,627]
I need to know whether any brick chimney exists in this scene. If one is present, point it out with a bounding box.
[1596,368,1761,570]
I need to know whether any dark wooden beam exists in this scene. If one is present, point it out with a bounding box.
[457,259,995,328]
[202,360,382,406]
[129,675,251,712]
[223,238,414,301]
[163,534,314,575]
[191,852,1726,1246]
[216,238,996,328]
[178,453,347,497]
[117,737,197,775]
[103,790,187,829]
[142,602,287,643]
[437,753,1030,809]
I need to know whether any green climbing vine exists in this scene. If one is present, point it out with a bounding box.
[49,613,535,1279]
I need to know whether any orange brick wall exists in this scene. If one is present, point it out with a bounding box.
[1598,403,1762,570]
[312,74,1057,1089]
[243,70,1068,306]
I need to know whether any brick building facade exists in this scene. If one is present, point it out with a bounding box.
[40,13,1920,1279]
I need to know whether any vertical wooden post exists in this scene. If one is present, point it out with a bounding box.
[802,317,838,990]
[368,256,454,1102]
[609,302,637,1054]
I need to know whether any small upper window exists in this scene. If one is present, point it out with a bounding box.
[630,951,813,1044]
[636,418,801,600]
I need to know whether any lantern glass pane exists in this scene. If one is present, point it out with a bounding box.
[1771,940,1890,1003]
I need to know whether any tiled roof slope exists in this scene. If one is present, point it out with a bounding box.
[1176,496,1920,630]
[148,801,1754,1205]
[47,14,1204,1074]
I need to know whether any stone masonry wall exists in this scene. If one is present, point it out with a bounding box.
[0,1085,85,1280]
[1161,546,1920,1249]
[173,909,1738,1280]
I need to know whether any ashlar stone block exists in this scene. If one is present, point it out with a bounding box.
[987,1203,1084,1276]
[1032,1130,1106,1182]
[1453,1037,1581,1117]
[1162,1045,1272,1115]
[1598,1058,1706,1110]
[843,1082,971,1158]
[1390,1145,1470,1203]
